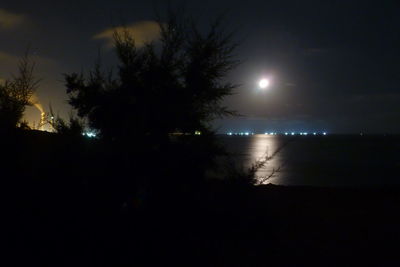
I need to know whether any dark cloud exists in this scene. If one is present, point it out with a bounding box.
[0,8,25,30]
[94,21,161,48]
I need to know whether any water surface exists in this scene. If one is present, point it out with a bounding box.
[218,135,400,187]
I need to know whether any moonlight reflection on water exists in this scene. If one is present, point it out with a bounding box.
[247,135,284,184]
[220,134,400,187]
[220,135,285,184]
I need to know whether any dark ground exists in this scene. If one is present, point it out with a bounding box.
[5,130,400,266]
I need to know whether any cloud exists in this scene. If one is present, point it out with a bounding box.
[285,82,297,87]
[0,9,25,30]
[303,48,328,57]
[94,21,161,48]
[0,51,56,76]
[0,51,20,82]
[0,50,18,64]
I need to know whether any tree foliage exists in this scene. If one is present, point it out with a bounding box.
[63,12,240,189]
[65,13,238,142]
[49,105,85,137]
[0,52,39,131]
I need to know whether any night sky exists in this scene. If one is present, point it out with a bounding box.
[1,0,399,134]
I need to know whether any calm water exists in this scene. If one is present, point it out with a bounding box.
[218,135,400,187]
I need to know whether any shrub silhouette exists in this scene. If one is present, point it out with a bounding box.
[49,105,85,138]
[0,51,39,133]
[65,13,237,138]
[63,11,239,191]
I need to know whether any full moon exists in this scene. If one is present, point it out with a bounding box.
[259,78,270,89]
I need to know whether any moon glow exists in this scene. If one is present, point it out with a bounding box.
[259,78,270,89]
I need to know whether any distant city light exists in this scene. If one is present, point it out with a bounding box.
[194,131,202,135]
[224,131,327,136]
[83,132,97,138]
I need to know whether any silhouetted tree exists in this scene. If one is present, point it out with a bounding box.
[65,13,237,141]
[49,105,85,138]
[0,51,39,133]
[64,11,239,190]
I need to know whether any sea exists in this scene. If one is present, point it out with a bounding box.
[218,134,400,187]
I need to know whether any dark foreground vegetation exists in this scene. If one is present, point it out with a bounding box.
[3,131,400,266]
[4,130,400,266]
